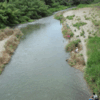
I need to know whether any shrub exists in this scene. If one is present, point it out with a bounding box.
[66,39,81,52]
[70,32,74,37]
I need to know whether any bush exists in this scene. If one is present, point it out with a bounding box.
[70,32,74,37]
[66,39,81,52]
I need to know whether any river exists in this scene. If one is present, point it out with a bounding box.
[0,12,91,100]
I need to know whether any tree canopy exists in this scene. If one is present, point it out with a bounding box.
[0,0,96,28]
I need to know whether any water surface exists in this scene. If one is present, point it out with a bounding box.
[0,15,91,100]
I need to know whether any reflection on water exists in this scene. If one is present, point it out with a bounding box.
[21,24,46,39]
[0,15,91,100]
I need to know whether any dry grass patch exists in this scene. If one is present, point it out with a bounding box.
[68,52,85,71]
[0,32,7,41]
[0,28,23,75]
[5,36,19,55]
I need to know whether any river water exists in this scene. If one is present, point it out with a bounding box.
[0,13,91,100]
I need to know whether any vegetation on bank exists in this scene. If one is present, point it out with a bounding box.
[0,0,99,96]
[54,12,85,71]
[54,1,100,96]
[54,13,74,38]
[84,3,100,95]
[68,52,85,68]
[54,13,66,23]
[85,37,100,94]
[66,15,75,20]
[73,22,87,29]
[0,0,97,28]
[0,28,23,74]
[66,39,81,52]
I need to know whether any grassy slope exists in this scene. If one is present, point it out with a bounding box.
[73,2,100,96]
[55,2,100,96]
[84,3,100,95]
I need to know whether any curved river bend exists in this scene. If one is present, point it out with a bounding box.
[0,13,91,100]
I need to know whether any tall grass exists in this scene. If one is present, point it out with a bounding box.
[85,37,100,94]
[66,39,81,52]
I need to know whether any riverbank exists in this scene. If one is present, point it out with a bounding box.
[54,2,100,98]
[0,28,23,74]
[63,7,94,70]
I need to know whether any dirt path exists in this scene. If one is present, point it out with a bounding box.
[63,8,96,64]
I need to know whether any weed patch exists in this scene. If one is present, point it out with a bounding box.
[66,39,81,52]
[66,15,75,20]
[84,15,90,20]
[62,24,74,38]
[54,13,65,23]
[73,22,87,29]
[80,30,85,36]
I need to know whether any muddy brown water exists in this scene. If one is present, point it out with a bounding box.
[0,12,91,100]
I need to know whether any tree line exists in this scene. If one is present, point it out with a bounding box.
[0,0,96,28]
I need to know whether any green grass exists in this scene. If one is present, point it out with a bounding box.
[92,20,100,27]
[69,62,76,66]
[88,35,93,38]
[62,29,68,36]
[73,22,87,29]
[72,8,78,10]
[54,14,65,23]
[72,2,100,11]
[49,5,68,13]
[84,4,100,95]
[80,54,83,56]
[62,28,74,38]
[0,71,2,75]
[80,30,85,36]
[66,39,81,52]
[66,15,75,20]
[84,15,90,20]
[70,32,74,37]
[77,17,81,21]
[85,37,100,94]
[76,35,79,37]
